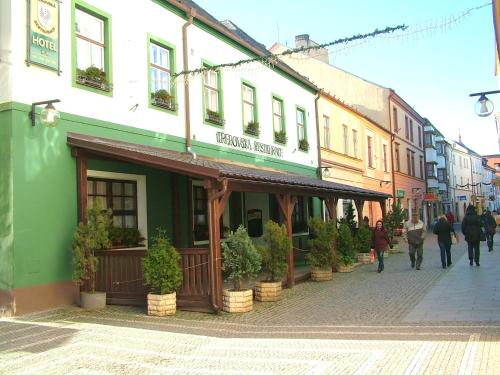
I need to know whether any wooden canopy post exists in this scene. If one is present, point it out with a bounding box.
[73,148,88,223]
[354,199,365,227]
[324,196,339,222]
[206,178,231,312]
[275,193,296,288]
[380,200,387,219]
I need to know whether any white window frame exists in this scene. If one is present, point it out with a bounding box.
[150,42,171,95]
[323,115,330,149]
[75,8,105,71]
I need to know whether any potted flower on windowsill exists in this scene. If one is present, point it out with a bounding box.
[274,130,287,144]
[307,218,336,281]
[256,220,291,302]
[244,121,260,136]
[109,227,146,249]
[71,202,112,309]
[335,223,356,272]
[298,139,309,152]
[205,109,225,125]
[142,229,182,316]
[76,66,111,91]
[151,89,176,111]
[221,226,262,313]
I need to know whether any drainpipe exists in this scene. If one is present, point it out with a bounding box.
[315,92,322,179]
[183,8,196,158]
[388,91,396,208]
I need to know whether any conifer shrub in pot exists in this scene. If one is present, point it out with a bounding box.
[307,218,336,281]
[142,229,182,316]
[256,220,291,301]
[335,223,356,272]
[72,202,112,309]
[221,226,262,313]
[355,224,372,264]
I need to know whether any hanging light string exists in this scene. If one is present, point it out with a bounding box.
[172,24,407,78]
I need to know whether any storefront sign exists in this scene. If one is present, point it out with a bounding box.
[458,195,467,201]
[396,189,406,198]
[423,193,438,201]
[216,132,283,158]
[27,0,60,72]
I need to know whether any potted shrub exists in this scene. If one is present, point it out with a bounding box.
[307,218,336,281]
[205,109,224,125]
[142,229,182,316]
[298,138,309,152]
[244,121,260,136]
[109,227,146,248]
[256,220,291,301]
[383,202,405,253]
[151,89,176,111]
[76,66,111,91]
[355,224,372,264]
[335,223,355,272]
[274,130,287,144]
[71,203,112,309]
[221,226,262,313]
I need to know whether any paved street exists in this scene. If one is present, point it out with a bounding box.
[2,233,500,374]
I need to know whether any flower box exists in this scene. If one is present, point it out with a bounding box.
[205,110,225,126]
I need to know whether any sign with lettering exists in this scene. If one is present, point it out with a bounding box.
[423,193,438,201]
[27,0,59,71]
[396,189,406,198]
[216,132,283,158]
[458,195,467,201]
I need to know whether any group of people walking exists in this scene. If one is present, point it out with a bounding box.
[370,205,497,273]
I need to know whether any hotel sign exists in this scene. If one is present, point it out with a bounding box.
[216,132,283,159]
[27,0,60,72]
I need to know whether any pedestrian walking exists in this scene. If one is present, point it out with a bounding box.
[445,211,455,224]
[371,220,391,273]
[481,210,497,252]
[461,205,483,266]
[403,211,426,270]
[433,215,456,269]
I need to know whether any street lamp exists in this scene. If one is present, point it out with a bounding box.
[30,99,61,127]
[469,90,500,117]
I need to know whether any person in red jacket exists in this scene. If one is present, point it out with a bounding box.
[371,220,391,273]
[445,211,455,224]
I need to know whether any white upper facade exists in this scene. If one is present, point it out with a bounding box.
[1,0,318,168]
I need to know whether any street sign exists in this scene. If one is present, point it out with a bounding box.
[458,195,467,201]
[396,189,406,198]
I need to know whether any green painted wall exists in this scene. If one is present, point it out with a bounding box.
[0,109,14,293]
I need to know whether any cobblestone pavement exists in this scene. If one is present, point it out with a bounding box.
[2,234,500,374]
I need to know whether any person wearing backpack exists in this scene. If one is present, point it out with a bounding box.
[481,210,497,252]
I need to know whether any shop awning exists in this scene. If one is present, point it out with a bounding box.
[67,132,391,201]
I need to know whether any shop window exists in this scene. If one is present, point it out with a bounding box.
[87,178,137,228]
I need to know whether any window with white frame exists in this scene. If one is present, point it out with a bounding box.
[343,125,349,155]
[367,136,373,168]
[75,9,105,71]
[352,129,358,158]
[296,108,306,141]
[383,144,388,172]
[323,115,330,149]
[150,42,174,109]
[203,67,222,124]
[242,84,256,126]
[272,97,285,135]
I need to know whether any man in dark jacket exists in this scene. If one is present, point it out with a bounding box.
[433,215,455,268]
[481,210,497,252]
[462,205,483,266]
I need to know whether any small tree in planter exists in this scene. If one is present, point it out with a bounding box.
[383,201,405,252]
[355,224,372,264]
[142,229,182,316]
[335,223,355,272]
[338,201,357,235]
[307,218,336,281]
[221,226,262,313]
[72,202,112,309]
[256,220,291,301]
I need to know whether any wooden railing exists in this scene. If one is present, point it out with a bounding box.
[176,248,211,310]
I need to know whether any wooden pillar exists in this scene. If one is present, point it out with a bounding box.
[324,196,339,222]
[74,149,88,223]
[275,193,296,288]
[206,179,231,312]
[171,174,181,247]
[380,200,387,219]
[354,199,364,226]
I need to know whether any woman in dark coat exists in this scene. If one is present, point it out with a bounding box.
[371,220,391,273]
[461,205,483,266]
[433,215,455,269]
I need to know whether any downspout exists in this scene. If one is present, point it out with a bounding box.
[183,9,196,157]
[388,91,396,207]
[315,92,325,220]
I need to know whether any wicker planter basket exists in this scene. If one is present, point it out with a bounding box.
[255,281,282,302]
[311,267,333,281]
[336,264,354,273]
[223,289,253,313]
[357,253,371,264]
[147,292,176,316]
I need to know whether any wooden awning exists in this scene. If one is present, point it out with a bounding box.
[67,132,391,201]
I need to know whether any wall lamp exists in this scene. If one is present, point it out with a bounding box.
[30,99,61,127]
[469,90,500,117]
[317,166,331,178]
[379,180,391,187]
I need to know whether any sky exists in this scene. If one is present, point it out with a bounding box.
[194,0,499,155]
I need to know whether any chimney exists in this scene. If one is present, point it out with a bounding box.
[294,34,330,64]
[295,34,310,48]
